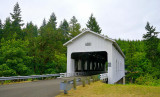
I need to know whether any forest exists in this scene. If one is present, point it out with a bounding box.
[0,3,160,85]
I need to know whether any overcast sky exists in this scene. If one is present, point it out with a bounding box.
[0,0,160,40]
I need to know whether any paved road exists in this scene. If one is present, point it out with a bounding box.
[0,78,64,97]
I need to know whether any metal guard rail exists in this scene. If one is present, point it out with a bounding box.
[0,74,60,81]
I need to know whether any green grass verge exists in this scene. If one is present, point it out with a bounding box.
[56,81,160,97]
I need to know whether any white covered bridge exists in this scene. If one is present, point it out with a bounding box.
[63,30,125,84]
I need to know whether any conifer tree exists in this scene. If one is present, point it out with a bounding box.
[86,14,102,34]
[0,19,3,40]
[143,22,159,67]
[0,19,2,29]
[23,22,38,39]
[59,19,69,36]
[42,18,47,27]
[10,2,24,39]
[39,18,47,36]
[3,18,12,40]
[47,13,57,30]
[69,16,81,37]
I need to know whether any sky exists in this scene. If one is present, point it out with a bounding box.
[0,0,160,40]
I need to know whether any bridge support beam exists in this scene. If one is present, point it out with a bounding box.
[123,76,125,85]
[87,60,90,71]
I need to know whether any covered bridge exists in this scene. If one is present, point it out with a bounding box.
[63,30,125,84]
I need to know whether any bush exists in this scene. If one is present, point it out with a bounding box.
[0,38,33,76]
[135,74,160,86]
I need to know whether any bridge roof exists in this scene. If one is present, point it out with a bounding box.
[63,30,125,58]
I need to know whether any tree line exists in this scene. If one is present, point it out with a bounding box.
[116,22,160,85]
[0,3,160,85]
[0,3,101,76]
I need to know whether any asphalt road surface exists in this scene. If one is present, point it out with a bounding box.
[0,78,64,97]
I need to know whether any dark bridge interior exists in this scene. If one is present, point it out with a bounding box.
[71,51,108,75]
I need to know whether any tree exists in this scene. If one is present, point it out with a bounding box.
[42,18,47,27]
[0,19,2,28]
[3,18,13,40]
[143,22,159,67]
[0,36,33,76]
[59,19,70,41]
[86,14,102,34]
[33,18,66,74]
[10,2,24,39]
[45,52,66,74]
[47,13,57,30]
[0,64,16,77]
[23,22,38,40]
[39,18,47,36]
[0,19,3,40]
[69,16,81,38]
[125,42,136,83]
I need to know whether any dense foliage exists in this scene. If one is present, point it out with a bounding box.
[0,3,82,76]
[0,3,74,76]
[0,3,160,86]
[116,23,160,84]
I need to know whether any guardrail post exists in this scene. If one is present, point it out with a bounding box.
[1,81,4,85]
[82,78,85,87]
[64,80,68,94]
[96,75,98,81]
[88,77,90,85]
[73,78,76,90]
[92,76,94,83]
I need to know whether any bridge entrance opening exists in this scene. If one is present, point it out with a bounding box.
[71,51,108,75]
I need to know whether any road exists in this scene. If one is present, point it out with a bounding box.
[0,78,64,97]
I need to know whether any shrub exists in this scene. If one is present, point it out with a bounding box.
[135,74,160,86]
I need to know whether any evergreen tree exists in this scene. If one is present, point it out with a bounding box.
[35,27,65,74]
[3,18,13,40]
[143,22,159,67]
[42,18,47,27]
[47,13,57,30]
[10,2,24,39]
[59,19,70,37]
[86,14,102,34]
[39,18,47,36]
[0,19,3,40]
[23,22,38,40]
[0,19,2,28]
[69,16,81,38]
[125,42,136,83]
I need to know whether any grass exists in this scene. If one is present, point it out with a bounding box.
[56,81,160,97]
[0,79,34,85]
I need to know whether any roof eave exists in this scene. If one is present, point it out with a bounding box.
[113,42,126,58]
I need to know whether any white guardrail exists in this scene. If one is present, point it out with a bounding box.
[100,73,108,81]
[59,72,86,78]
[59,72,108,82]
[59,71,106,78]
